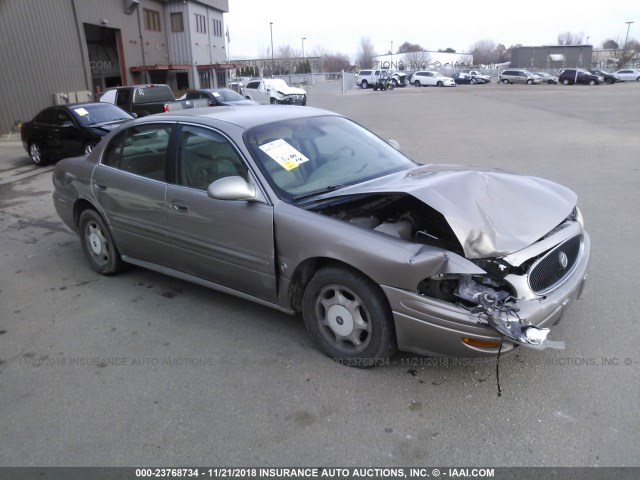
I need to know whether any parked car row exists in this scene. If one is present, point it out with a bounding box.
[499,68,640,86]
[22,78,307,165]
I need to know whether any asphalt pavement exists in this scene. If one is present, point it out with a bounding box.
[1,80,639,467]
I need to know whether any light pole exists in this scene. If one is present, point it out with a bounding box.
[270,22,274,77]
[301,37,306,79]
[624,21,634,50]
[585,36,590,45]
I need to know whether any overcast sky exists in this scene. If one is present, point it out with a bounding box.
[225,0,638,60]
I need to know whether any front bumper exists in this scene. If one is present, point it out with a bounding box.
[279,95,306,105]
[384,232,591,357]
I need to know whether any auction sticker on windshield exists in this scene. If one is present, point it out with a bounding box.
[259,139,310,171]
[74,107,89,116]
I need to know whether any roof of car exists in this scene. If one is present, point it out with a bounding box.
[138,105,338,130]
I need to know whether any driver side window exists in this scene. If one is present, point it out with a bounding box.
[177,126,248,191]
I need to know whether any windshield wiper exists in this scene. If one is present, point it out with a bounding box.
[292,184,345,202]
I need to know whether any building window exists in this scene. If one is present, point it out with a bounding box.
[170,12,184,33]
[212,19,223,37]
[143,9,161,32]
[195,14,206,33]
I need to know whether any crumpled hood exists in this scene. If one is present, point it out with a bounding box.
[321,164,577,259]
[272,85,306,95]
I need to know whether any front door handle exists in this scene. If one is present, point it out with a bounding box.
[170,201,188,212]
[94,182,107,191]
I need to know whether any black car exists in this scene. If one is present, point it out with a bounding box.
[451,72,474,84]
[558,69,604,86]
[590,69,617,84]
[183,88,259,107]
[21,103,133,166]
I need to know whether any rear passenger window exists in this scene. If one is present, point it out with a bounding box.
[101,124,172,181]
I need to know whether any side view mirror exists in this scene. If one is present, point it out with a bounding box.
[207,176,256,201]
[61,120,75,128]
[130,112,138,118]
[388,139,400,150]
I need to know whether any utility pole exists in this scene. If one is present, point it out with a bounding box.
[624,21,634,50]
[270,22,274,77]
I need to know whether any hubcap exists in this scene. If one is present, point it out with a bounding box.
[86,222,109,265]
[315,284,371,353]
[30,144,40,163]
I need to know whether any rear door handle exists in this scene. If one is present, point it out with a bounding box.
[170,201,188,212]
[94,182,107,191]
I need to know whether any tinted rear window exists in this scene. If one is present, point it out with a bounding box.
[132,85,174,104]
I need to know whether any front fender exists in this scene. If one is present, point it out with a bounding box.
[274,201,484,303]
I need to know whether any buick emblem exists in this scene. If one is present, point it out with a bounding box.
[558,251,568,269]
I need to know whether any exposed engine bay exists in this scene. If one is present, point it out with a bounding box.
[310,193,567,351]
[310,193,465,254]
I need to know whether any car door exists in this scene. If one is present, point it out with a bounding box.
[52,108,83,158]
[165,124,277,301]
[29,108,56,156]
[92,122,174,266]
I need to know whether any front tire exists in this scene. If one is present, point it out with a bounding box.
[302,266,397,367]
[526,79,533,85]
[589,79,596,86]
[360,80,368,89]
[79,209,124,275]
[29,141,49,166]
[501,78,509,84]
[270,97,277,104]
[562,79,570,85]
[437,81,443,87]
[414,80,421,87]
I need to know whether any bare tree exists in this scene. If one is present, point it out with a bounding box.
[602,39,619,49]
[356,37,376,69]
[493,43,509,63]
[438,47,456,53]
[404,51,432,70]
[397,41,423,54]
[469,39,497,65]
[557,31,584,45]
[310,46,351,72]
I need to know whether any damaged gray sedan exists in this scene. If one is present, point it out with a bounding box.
[53,106,590,366]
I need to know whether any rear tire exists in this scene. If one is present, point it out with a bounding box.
[589,79,596,86]
[79,209,124,275]
[361,80,368,89]
[437,81,443,87]
[270,97,277,104]
[302,266,397,367]
[526,79,533,85]
[501,78,509,84]
[414,80,421,87]
[562,79,570,85]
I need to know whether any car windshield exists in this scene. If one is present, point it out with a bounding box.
[209,89,246,102]
[244,115,416,203]
[69,104,133,126]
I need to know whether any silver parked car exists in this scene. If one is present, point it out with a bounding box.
[612,69,640,82]
[53,106,590,366]
[499,69,541,85]
[534,72,559,84]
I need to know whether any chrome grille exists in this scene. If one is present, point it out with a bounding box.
[528,235,582,294]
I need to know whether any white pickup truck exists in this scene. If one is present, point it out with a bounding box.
[243,79,307,105]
